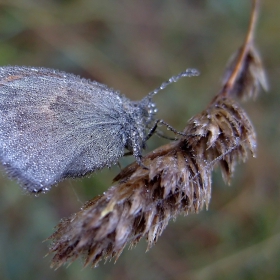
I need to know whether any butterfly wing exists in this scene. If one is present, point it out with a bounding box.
[0,66,126,192]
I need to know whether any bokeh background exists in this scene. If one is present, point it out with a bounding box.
[0,0,279,279]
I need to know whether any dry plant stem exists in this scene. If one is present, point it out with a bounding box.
[48,0,267,268]
[219,0,260,99]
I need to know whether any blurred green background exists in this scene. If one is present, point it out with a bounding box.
[0,0,279,279]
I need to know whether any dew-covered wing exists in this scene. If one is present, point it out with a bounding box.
[0,66,126,192]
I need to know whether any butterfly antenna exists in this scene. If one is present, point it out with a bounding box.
[147,68,200,99]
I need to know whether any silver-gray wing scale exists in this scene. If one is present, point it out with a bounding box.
[0,66,128,192]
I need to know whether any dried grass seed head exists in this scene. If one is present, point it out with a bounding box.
[222,45,268,100]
